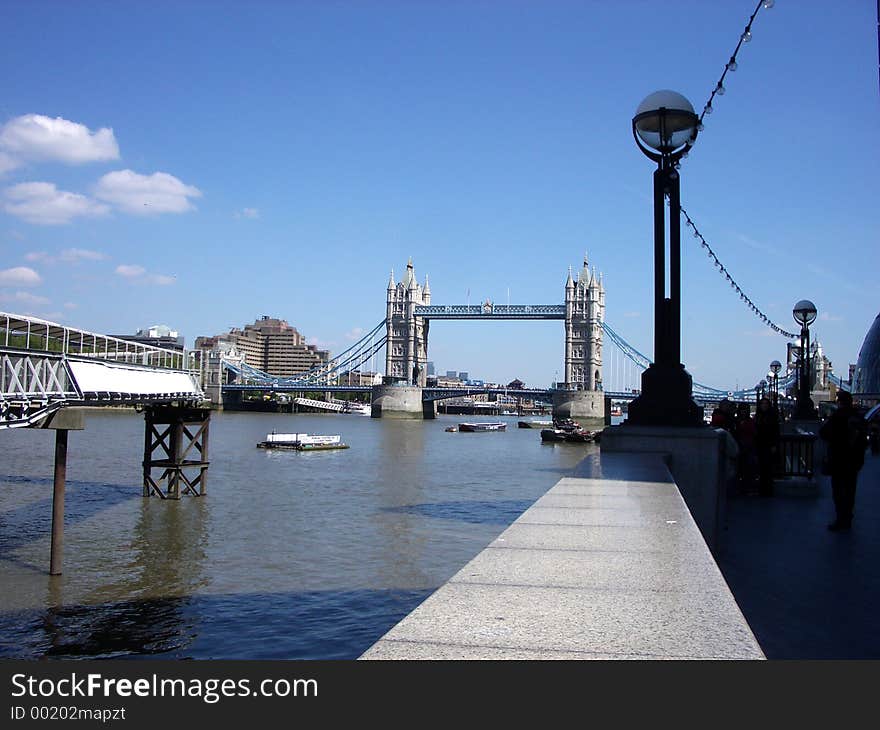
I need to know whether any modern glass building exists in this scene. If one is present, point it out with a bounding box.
[853,311,880,397]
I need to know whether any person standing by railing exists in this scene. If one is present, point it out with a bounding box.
[734,402,757,496]
[819,391,868,532]
[754,397,780,497]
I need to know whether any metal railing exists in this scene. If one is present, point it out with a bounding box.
[1,312,187,370]
[775,433,816,479]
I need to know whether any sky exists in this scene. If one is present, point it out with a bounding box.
[1,0,877,390]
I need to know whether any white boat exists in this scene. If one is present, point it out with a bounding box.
[344,403,372,416]
[458,422,507,432]
[257,433,349,451]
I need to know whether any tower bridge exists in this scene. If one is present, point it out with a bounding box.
[375,257,607,423]
[215,256,798,417]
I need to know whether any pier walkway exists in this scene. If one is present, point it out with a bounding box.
[361,452,764,660]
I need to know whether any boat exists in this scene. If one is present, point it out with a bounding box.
[552,418,582,432]
[445,426,457,432]
[458,422,507,432]
[518,419,553,429]
[540,428,568,442]
[257,433,349,451]
[344,403,372,416]
[541,419,595,444]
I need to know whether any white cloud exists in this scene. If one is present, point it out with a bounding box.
[94,170,201,215]
[115,264,146,278]
[63,302,77,310]
[60,248,106,262]
[0,114,119,168]
[345,327,365,341]
[114,265,176,286]
[25,248,106,264]
[0,290,50,305]
[308,336,336,349]
[819,312,843,322]
[148,273,176,286]
[0,151,18,175]
[623,311,641,318]
[0,266,42,287]
[2,182,109,225]
[234,207,260,219]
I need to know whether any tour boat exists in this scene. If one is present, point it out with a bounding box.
[257,433,349,451]
[458,422,507,432]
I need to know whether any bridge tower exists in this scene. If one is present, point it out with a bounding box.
[555,254,608,427]
[385,258,430,386]
[373,258,432,418]
[564,254,605,390]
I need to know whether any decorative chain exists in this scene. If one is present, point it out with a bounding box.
[680,205,798,339]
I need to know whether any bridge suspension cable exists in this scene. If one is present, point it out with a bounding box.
[602,321,773,401]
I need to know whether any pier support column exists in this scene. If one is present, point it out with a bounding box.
[143,405,211,498]
[49,429,67,576]
[551,389,606,430]
[371,384,427,419]
[37,408,85,576]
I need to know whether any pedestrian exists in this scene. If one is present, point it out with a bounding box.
[754,397,779,497]
[711,398,736,434]
[734,402,757,495]
[819,390,868,531]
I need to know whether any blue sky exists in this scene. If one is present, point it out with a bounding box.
[1,0,877,390]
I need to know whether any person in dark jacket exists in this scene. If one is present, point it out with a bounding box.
[734,402,757,495]
[754,398,780,497]
[819,391,868,531]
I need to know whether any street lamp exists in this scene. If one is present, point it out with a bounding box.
[769,359,781,412]
[792,299,818,419]
[627,90,703,426]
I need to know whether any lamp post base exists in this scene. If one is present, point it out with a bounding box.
[626,363,704,427]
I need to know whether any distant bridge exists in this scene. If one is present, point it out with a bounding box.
[217,318,783,405]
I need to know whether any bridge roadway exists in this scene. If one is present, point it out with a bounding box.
[221,382,744,406]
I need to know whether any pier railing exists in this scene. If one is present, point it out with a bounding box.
[774,433,816,479]
[2,312,187,370]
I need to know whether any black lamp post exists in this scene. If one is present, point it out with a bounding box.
[627,90,703,426]
[769,359,781,412]
[792,300,818,420]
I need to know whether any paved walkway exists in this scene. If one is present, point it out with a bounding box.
[716,450,880,659]
[362,453,763,660]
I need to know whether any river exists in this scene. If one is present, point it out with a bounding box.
[0,410,596,659]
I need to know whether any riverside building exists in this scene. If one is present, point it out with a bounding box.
[195,316,329,378]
